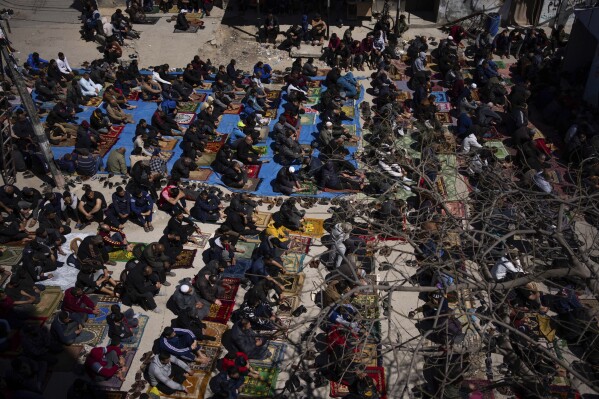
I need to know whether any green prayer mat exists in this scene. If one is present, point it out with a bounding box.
[282,253,305,273]
[252,146,268,156]
[108,243,147,262]
[351,294,380,320]
[235,241,257,260]
[484,140,510,160]
[239,366,279,397]
[0,246,23,267]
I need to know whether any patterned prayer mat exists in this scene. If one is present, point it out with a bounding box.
[0,246,23,267]
[282,253,305,273]
[127,91,140,101]
[444,201,466,219]
[85,97,103,107]
[395,90,412,101]
[436,112,452,124]
[190,345,221,373]
[89,294,120,303]
[218,277,241,301]
[188,169,213,181]
[198,321,227,347]
[341,105,355,118]
[277,295,300,318]
[297,180,318,195]
[174,112,196,125]
[196,152,217,166]
[354,342,381,367]
[194,92,207,102]
[437,102,452,112]
[32,286,63,320]
[263,109,277,118]
[266,90,281,100]
[159,151,175,163]
[305,96,320,107]
[235,241,257,260]
[76,324,107,346]
[484,140,510,160]
[87,302,114,324]
[108,243,147,262]
[351,294,380,320]
[171,249,197,270]
[239,366,279,397]
[430,91,448,103]
[250,341,287,368]
[241,178,262,191]
[308,80,322,87]
[252,145,268,156]
[174,25,200,33]
[307,87,322,97]
[158,139,178,151]
[300,113,317,125]
[205,134,228,151]
[155,371,209,399]
[253,211,272,228]
[222,258,251,278]
[245,164,262,178]
[330,366,386,398]
[191,232,212,249]
[177,101,199,113]
[205,300,235,324]
[223,103,243,114]
[277,272,305,295]
[98,135,121,157]
[288,218,325,237]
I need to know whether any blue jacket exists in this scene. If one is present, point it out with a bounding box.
[457,112,472,136]
[159,328,197,361]
[130,192,153,214]
[228,127,246,145]
[27,54,49,73]
[111,192,131,215]
[190,194,220,222]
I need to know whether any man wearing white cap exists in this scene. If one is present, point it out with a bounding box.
[170,282,210,321]
[273,166,305,195]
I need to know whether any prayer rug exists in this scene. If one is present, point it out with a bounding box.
[159,151,175,163]
[174,112,196,125]
[89,294,120,303]
[287,235,312,254]
[222,258,250,278]
[188,169,213,181]
[76,324,106,346]
[155,372,209,399]
[494,60,506,69]
[191,232,212,249]
[100,315,149,350]
[102,125,124,139]
[205,300,235,324]
[190,345,221,373]
[395,90,412,101]
[253,211,272,228]
[235,241,257,260]
[295,180,318,195]
[300,113,317,125]
[127,91,140,101]
[218,277,241,301]
[52,345,84,372]
[548,385,581,398]
[250,341,287,368]
[196,152,217,166]
[308,80,322,87]
[193,93,207,102]
[198,321,227,347]
[245,164,261,179]
[223,103,243,114]
[288,218,325,237]
[98,136,121,157]
[239,366,279,397]
[95,350,135,391]
[198,82,213,90]
[0,245,23,267]
[205,134,228,153]
[461,379,495,399]
[177,101,199,113]
[171,249,197,270]
[330,366,386,398]
[267,90,281,99]
[305,95,320,107]
[85,97,103,107]
[431,91,448,103]
[277,272,305,295]
[158,139,178,151]
[263,108,277,118]
[174,25,200,33]
[351,294,380,320]
[252,146,268,156]
[437,102,451,112]
[354,342,381,367]
[484,140,510,160]
[52,137,76,147]
[436,112,452,124]
[277,295,300,318]
[87,302,114,324]
[109,244,147,262]
[242,178,262,191]
[341,105,355,118]
[307,87,322,97]
[282,253,305,273]
[32,286,63,320]
[304,106,319,114]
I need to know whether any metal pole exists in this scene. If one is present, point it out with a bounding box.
[327,0,331,39]
[0,29,65,189]
[394,0,400,35]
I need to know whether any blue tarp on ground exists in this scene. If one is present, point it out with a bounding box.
[43,78,363,197]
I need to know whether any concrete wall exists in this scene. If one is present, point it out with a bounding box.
[437,0,504,23]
